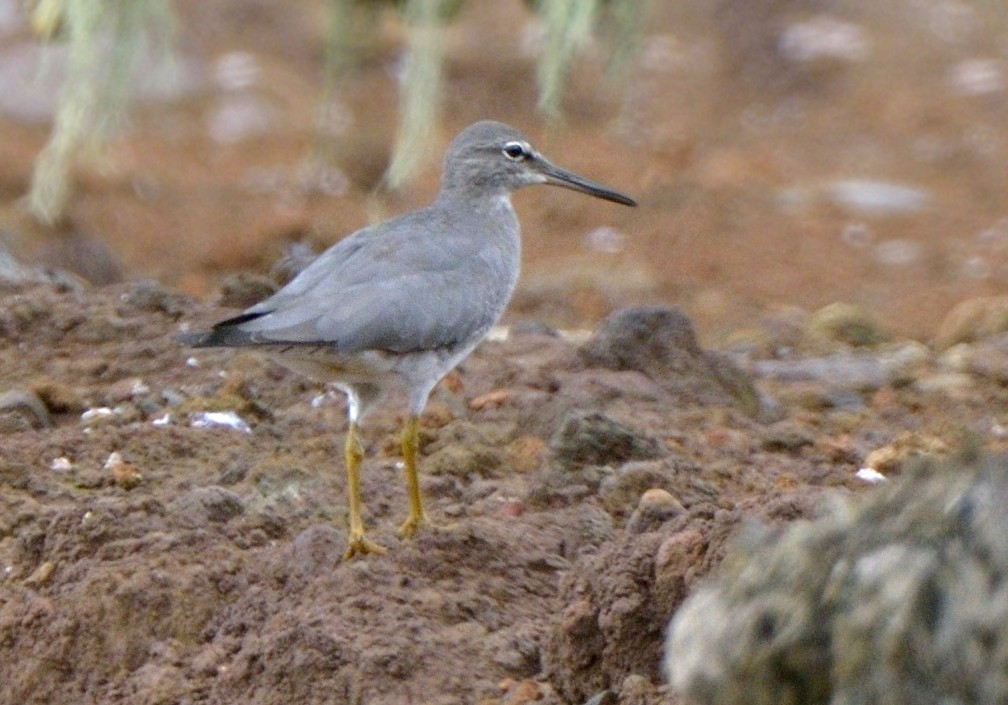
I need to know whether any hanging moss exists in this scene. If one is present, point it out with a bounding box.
[383,0,453,189]
[27,0,176,224]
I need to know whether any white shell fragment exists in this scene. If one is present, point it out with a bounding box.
[856,467,888,484]
[50,456,73,471]
[189,411,251,434]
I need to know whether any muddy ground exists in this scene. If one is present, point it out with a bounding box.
[2,1,1008,704]
[3,277,1007,705]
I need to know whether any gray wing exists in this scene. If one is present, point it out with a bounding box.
[196,207,512,354]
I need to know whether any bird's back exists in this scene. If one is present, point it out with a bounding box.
[188,193,521,358]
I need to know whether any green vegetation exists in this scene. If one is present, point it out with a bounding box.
[28,0,647,220]
[28,0,175,224]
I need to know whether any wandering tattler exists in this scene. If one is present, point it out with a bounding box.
[181,120,636,559]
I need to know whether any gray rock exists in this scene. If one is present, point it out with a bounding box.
[751,342,929,390]
[550,411,667,473]
[580,306,760,415]
[625,489,686,535]
[807,301,887,347]
[168,486,244,524]
[119,280,191,318]
[599,460,690,519]
[0,388,53,429]
[665,453,1008,705]
[759,420,815,453]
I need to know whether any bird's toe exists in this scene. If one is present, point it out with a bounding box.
[343,532,388,560]
[397,511,430,540]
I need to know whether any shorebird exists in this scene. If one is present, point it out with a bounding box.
[181,120,636,559]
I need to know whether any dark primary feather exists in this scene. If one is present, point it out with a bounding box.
[176,310,271,347]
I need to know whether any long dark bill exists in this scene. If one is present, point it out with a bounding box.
[536,158,638,207]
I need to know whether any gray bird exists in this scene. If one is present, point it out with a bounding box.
[181,120,636,559]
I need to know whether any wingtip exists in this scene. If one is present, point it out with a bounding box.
[175,330,212,347]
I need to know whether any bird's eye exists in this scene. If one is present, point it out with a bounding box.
[502,142,528,161]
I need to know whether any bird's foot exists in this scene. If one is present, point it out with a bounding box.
[397,511,430,540]
[343,531,388,560]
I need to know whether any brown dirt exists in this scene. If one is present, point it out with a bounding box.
[3,278,1006,705]
[3,1,1008,704]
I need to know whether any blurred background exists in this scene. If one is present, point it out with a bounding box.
[1,0,1007,342]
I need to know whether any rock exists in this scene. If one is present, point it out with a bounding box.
[751,342,929,390]
[424,443,502,478]
[583,690,617,705]
[759,420,815,453]
[665,452,1008,705]
[579,306,761,415]
[168,486,245,524]
[550,411,666,473]
[0,388,52,429]
[119,280,191,317]
[598,460,685,519]
[912,371,975,396]
[580,306,704,374]
[617,673,658,705]
[948,334,1008,383]
[499,678,544,705]
[104,451,143,489]
[23,560,55,587]
[217,459,249,485]
[758,305,811,352]
[862,432,948,475]
[32,229,124,285]
[807,302,887,347]
[936,296,1008,349]
[625,489,686,534]
[30,378,85,414]
[215,272,278,309]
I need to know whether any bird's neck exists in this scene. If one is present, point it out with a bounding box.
[435,186,514,214]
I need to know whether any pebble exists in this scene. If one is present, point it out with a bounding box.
[50,456,73,471]
[863,432,949,474]
[599,461,675,518]
[80,407,117,425]
[104,451,143,489]
[808,302,887,347]
[23,560,55,587]
[855,467,887,484]
[760,421,816,453]
[189,411,251,433]
[582,691,617,705]
[936,295,1008,349]
[499,679,544,705]
[0,388,53,428]
[752,342,929,390]
[496,499,525,518]
[626,488,686,534]
[550,410,666,473]
[950,338,1008,383]
[216,272,278,309]
[168,486,245,524]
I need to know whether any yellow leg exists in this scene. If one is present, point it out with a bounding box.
[343,422,387,560]
[397,414,429,539]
